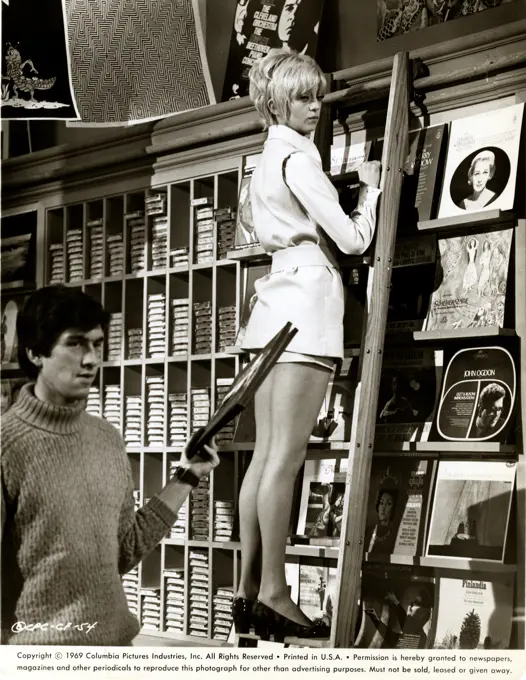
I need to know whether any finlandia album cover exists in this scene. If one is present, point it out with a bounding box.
[433,573,514,650]
[437,103,524,218]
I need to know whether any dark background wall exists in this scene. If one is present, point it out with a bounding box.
[7,0,526,155]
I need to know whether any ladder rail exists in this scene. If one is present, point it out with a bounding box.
[329,51,411,648]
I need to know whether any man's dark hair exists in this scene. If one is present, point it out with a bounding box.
[17,285,110,379]
[478,382,506,410]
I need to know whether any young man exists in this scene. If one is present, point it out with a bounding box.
[1,285,219,645]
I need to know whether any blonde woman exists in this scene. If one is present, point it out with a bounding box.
[233,48,381,641]
[460,150,497,211]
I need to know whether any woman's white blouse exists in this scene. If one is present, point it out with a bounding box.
[250,125,381,255]
[240,124,381,359]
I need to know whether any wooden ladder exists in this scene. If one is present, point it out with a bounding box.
[235,50,411,649]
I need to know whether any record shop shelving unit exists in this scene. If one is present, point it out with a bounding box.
[1,19,525,648]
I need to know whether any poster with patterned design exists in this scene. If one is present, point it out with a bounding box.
[377,0,520,42]
[65,0,215,126]
[1,0,79,120]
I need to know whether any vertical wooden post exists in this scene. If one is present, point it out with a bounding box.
[330,51,410,648]
[511,218,525,649]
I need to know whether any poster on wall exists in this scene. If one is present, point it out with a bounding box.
[437,103,524,218]
[65,0,215,127]
[377,0,520,42]
[1,0,79,120]
[222,0,325,102]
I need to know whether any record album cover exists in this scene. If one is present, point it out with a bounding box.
[426,460,516,562]
[433,573,514,650]
[355,564,435,649]
[222,0,325,101]
[434,345,516,443]
[364,458,436,557]
[437,104,524,218]
[376,349,442,443]
[425,229,513,332]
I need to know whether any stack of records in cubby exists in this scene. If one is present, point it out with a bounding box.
[49,243,65,284]
[128,212,146,274]
[66,229,83,282]
[217,306,236,352]
[215,208,236,260]
[124,395,143,447]
[122,568,139,618]
[215,377,235,445]
[190,475,210,541]
[103,384,122,430]
[171,298,190,355]
[164,569,185,633]
[168,392,187,448]
[167,461,188,537]
[87,219,103,280]
[193,302,212,354]
[151,216,168,270]
[86,385,101,417]
[189,551,210,638]
[147,293,166,357]
[106,312,122,361]
[213,500,234,542]
[194,200,215,264]
[170,246,189,269]
[107,234,124,277]
[145,192,166,217]
[212,587,234,641]
[127,328,143,360]
[190,387,210,434]
[140,588,161,631]
[146,376,165,447]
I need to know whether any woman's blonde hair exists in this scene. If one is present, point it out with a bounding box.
[468,149,496,181]
[249,48,326,129]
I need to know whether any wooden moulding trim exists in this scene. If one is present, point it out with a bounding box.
[332,18,526,85]
[326,49,526,107]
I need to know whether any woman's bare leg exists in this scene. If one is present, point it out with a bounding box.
[257,362,331,625]
[236,371,274,600]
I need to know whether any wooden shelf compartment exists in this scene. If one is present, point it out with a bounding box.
[363,553,517,573]
[414,327,515,342]
[417,209,515,233]
[373,441,517,455]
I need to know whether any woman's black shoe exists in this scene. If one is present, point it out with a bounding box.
[252,600,330,643]
[232,597,254,634]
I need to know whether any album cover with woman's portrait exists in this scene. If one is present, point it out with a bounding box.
[437,103,524,218]
[364,458,436,558]
[425,461,516,563]
[425,229,513,332]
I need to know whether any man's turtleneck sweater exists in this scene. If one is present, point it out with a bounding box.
[1,383,178,645]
